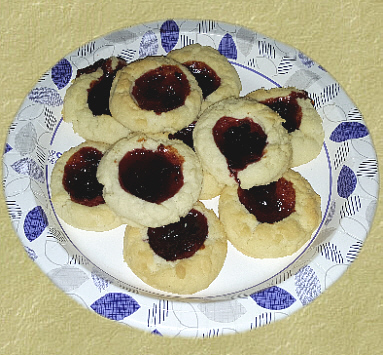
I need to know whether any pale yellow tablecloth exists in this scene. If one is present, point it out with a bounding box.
[1,1,382,354]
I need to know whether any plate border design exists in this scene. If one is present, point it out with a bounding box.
[3,19,379,338]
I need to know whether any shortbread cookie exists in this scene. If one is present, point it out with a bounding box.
[246,87,324,167]
[123,202,227,294]
[97,134,203,228]
[62,57,131,144]
[219,169,322,258]
[50,141,122,231]
[167,44,242,112]
[109,56,203,134]
[193,97,292,189]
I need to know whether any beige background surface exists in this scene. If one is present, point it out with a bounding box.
[1,0,382,354]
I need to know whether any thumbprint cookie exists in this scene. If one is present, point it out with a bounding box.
[62,57,131,144]
[193,97,292,189]
[219,169,322,258]
[109,56,203,134]
[50,141,122,231]
[246,87,324,167]
[123,202,227,294]
[97,134,203,228]
[167,44,242,112]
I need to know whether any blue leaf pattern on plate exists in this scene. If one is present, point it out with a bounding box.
[91,270,110,292]
[218,34,237,59]
[197,20,217,33]
[6,200,22,222]
[340,195,361,218]
[24,245,38,261]
[151,329,162,336]
[91,293,141,321]
[147,300,170,328]
[139,31,158,58]
[337,166,357,198]
[77,41,95,56]
[11,157,44,183]
[24,206,48,242]
[357,159,378,178]
[333,141,350,170]
[311,83,340,109]
[317,243,344,263]
[28,87,63,106]
[295,266,321,305]
[250,286,296,310]
[160,20,179,53]
[51,59,72,89]
[4,143,12,154]
[258,40,275,59]
[330,122,369,142]
[44,108,58,130]
[298,52,314,68]
[277,56,295,75]
[346,241,363,263]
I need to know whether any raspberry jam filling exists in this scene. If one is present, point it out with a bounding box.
[261,90,311,133]
[168,120,196,149]
[213,116,268,180]
[148,209,208,261]
[238,177,296,223]
[81,57,127,116]
[131,65,191,114]
[62,147,105,207]
[118,144,184,204]
[183,61,221,99]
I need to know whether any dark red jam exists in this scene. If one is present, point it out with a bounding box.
[261,90,310,133]
[213,116,267,180]
[131,65,191,114]
[118,144,184,204]
[148,209,208,261]
[183,61,221,99]
[84,58,127,116]
[62,147,105,207]
[168,121,196,149]
[238,177,296,223]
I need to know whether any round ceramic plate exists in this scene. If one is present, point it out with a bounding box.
[3,19,379,338]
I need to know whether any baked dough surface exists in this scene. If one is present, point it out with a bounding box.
[168,44,242,113]
[109,56,203,134]
[193,97,292,189]
[246,87,324,167]
[50,141,123,231]
[123,202,228,294]
[219,169,322,258]
[97,134,203,228]
[62,60,131,144]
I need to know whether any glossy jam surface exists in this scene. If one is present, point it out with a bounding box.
[118,145,184,204]
[238,177,296,223]
[213,116,267,179]
[148,209,208,261]
[261,91,310,133]
[62,147,105,207]
[183,61,221,99]
[80,57,127,116]
[168,121,196,149]
[132,65,190,114]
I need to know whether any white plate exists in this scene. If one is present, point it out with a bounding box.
[3,19,379,338]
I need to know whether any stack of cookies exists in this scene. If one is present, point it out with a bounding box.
[51,44,323,294]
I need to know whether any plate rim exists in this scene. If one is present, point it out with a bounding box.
[3,18,379,337]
